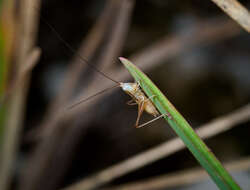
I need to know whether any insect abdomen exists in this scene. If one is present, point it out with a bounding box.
[135,88,159,117]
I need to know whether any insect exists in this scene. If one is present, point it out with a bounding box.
[68,64,168,128]
[41,13,168,128]
[120,81,160,128]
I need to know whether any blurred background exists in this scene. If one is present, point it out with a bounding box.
[0,0,250,190]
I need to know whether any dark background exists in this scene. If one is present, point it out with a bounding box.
[18,0,250,189]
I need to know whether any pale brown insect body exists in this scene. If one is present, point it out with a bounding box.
[120,82,160,128]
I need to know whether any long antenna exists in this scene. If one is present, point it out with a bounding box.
[68,84,120,110]
[40,15,120,84]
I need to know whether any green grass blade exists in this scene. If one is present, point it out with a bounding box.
[119,57,241,190]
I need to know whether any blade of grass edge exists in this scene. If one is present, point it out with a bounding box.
[119,57,241,190]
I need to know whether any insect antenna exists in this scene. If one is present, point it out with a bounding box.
[68,84,120,110]
[40,15,120,85]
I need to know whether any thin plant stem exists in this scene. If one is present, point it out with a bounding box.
[210,0,250,32]
[61,103,250,190]
[105,156,250,190]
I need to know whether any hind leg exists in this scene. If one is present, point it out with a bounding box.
[135,101,145,128]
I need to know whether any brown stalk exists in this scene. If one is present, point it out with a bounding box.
[210,0,250,32]
[62,104,250,190]
[0,0,41,190]
[97,0,134,70]
[20,1,135,190]
[104,156,250,190]
[0,48,41,104]
[35,0,123,139]
[41,0,135,138]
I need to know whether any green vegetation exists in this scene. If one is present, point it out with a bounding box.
[120,57,241,190]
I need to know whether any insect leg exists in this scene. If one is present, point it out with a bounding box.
[135,101,145,128]
[136,113,168,128]
[127,99,137,106]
